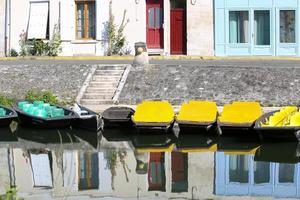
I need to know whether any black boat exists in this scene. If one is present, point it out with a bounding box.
[102,128,135,142]
[102,106,135,128]
[72,103,102,132]
[0,105,17,127]
[0,127,18,142]
[14,101,78,129]
[255,142,300,164]
[254,110,300,142]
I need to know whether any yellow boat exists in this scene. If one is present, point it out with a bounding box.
[254,107,300,142]
[218,101,263,134]
[132,101,175,131]
[176,134,218,153]
[176,100,218,132]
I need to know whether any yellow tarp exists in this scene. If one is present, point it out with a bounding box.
[261,106,298,127]
[176,100,218,123]
[219,101,263,124]
[132,101,175,123]
[223,147,260,155]
[178,144,217,153]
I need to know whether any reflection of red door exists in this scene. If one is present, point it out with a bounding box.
[170,9,186,54]
[146,0,164,48]
[171,152,188,192]
[148,152,166,191]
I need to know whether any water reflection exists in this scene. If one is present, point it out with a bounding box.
[0,127,299,199]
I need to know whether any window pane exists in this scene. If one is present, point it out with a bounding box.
[150,163,157,183]
[254,10,270,45]
[229,155,249,183]
[77,3,84,38]
[148,8,155,28]
[280,10,295,43]
[254,161,270,184]
[155,8,162,28]
[229,11,249,43]
[279,163,295,183]
[88,2,96,38]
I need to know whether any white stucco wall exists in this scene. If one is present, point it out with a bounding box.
[0,0,5,57]
[111,0,146,55]
[187,0,214,56]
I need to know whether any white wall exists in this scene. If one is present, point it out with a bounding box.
[187,0,214,56]
[0,0,5,56]
[111,0,146,55]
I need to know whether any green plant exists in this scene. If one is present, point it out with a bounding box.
[25,90,60,105]
[0,95,15,107]
[0,187,24,200]
[106,2,129,56]
[19,30,29,56]
[9,49,18,57]
[47,24,62,56]
[32,39,47,56]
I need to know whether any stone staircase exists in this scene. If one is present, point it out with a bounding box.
[80,65,128,110]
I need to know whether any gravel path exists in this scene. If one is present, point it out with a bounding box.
[119,64,300,106]
[0,64,91,102]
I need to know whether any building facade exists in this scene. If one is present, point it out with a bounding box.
[0,0,6,57]
[215,0,300,56]
[1,0,214,57]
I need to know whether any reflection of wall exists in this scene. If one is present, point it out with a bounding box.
[0,149,10,193]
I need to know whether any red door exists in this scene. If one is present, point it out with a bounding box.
[170,8,186,54]
[146,0,164,49]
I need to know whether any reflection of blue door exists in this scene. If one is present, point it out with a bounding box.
[215,152,300,198]
[78,152,99,190]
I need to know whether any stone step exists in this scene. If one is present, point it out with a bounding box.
[98,66,126,70]
[94,70,124,76]
[80,99,114,105]
[83,93,114,100]
[89,82,118,87]
[86,88,117,93]
[92,76,121,81]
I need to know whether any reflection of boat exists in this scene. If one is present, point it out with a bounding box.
[176,131,217,152]
[132,101,175,132]
[254,110,300,142]
[15,126,78,144]
[102,107,135,128]
[255,142,300,164]
[218,131,260,155]
[131,132,175,152]
[0,105,17,127]
[218,102,262,135]
[176,101,218,133]
[71,128,101,149]
[72,103,102,132]
[102,128,135,142]
[0,127,18,142]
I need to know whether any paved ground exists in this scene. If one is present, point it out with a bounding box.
[0,64,91,102]
[1,60,300,106]
[118,61,300,106]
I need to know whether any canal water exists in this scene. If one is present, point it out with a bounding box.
[0,125,299,200]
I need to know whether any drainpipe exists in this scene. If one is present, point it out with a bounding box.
[4,0,11,56]
[4,0,8,56]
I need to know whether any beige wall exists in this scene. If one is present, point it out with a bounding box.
[0,0,5,56]
[187,0,214,56]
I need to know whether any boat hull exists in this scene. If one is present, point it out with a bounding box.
[254,111,300,142]
[102,107,135,128]
[73,105,102,132]
[0,106,17,127]
[177,120,217,134]
[14,103,78,129]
